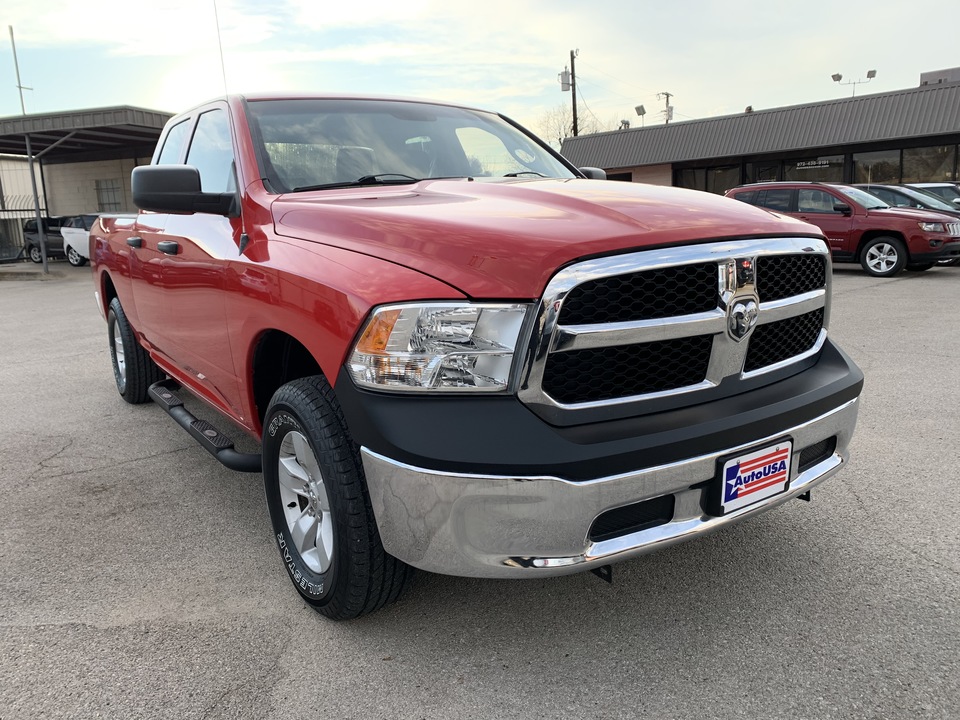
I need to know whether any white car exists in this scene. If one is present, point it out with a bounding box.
[60,214,99,267]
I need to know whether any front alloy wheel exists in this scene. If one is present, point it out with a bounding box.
[262,376,413,620]
[860,237,906,277]
[277,430,335,575]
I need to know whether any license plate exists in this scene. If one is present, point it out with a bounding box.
[714,439,793,514]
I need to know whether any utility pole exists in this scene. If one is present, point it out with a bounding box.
[559,50,580,137]
[658,91,674,125]
[570,49,579,137]
[9,25,48,274]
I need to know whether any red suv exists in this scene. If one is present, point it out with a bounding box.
[725,182,960,277]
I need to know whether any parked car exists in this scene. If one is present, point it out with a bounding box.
[854,184,960,216]
[905,182,960,205]
[23,217,65,263]
[60,214,99,267]
[725,182,960,276]
[854,185,960,267]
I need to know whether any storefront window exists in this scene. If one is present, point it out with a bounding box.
[706,165,740,194]
[853,150,900,183]
[675,168,706,190]
[745,161,779,183]
[901,145,957,182]
[783,155,843,182]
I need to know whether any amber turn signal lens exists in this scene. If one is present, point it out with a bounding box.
[355,309,401,354]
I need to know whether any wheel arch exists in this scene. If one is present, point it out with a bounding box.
[855,230,906,261]
[250,329,325,430]
[100,271,118,314]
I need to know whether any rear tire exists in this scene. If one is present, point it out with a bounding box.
[66,246,87,267]
[107,297,163,404]
[860,237,906,277]
[262,376,413,620]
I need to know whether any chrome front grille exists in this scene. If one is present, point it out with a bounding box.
[947,222,960,237]
[518,238,831,420]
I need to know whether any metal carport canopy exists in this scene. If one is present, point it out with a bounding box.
[0,105,172,163]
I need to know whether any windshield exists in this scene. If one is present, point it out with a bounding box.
[891,186,959,211]
[915,184,960,204]
[245,98,576,192]
[841,186,889,209]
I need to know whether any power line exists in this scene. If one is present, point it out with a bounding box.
[576,59,660,98]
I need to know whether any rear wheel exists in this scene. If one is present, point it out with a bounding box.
[262,376,413,620]
[860,237,906,277]
[66,246,87,267]
[107,297,163,403]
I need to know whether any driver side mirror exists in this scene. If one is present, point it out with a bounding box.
[833,203,852,215]
[579,167,607,180]
[132,165,239,217]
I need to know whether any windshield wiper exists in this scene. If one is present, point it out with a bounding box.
[503,171,547,178]
[293,174,420,192]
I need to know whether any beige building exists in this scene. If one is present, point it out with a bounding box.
[0,106,170,261]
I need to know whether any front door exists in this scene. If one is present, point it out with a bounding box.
[795,187,853,254]
[152,105,244,417]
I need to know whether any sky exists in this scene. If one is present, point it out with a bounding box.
[0,0,956,140]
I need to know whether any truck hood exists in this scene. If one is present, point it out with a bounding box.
[272,178,820,298]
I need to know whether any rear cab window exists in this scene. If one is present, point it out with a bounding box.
[155,119,192,165]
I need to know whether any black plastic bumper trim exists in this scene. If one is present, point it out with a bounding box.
[334,339,863,482]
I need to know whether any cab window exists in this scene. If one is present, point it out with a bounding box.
[185,109,236,193]
[156,119,191,165]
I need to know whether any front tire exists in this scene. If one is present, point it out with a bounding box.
[107,297,163,403]
[860,237,906,277]
[66,246,87,267]
[262,376,413,620]
[28,245,42,263]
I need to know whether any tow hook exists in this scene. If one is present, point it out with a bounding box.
[590,565,613,584]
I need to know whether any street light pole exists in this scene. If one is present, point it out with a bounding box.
[832,70,877,97]
[9,25,48,274]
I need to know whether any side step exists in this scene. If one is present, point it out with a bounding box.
[148,379,262,473]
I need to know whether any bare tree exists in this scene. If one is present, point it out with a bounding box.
[534,104,615,147]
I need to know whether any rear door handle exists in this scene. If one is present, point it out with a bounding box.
[157,241,179,256]
[126,236,142,248]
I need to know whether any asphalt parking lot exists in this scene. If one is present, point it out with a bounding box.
[1,261,958,719]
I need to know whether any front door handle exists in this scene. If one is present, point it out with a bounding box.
[126,236,142,248]
[157,241,179,256]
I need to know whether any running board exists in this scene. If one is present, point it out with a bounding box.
[148,379,262,473]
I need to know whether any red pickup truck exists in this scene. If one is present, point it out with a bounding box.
[90,94,863,619]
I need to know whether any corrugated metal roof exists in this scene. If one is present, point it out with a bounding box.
[561,83,960,169]
[0,106,172,161]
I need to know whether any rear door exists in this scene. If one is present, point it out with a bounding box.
[130,117,193,353]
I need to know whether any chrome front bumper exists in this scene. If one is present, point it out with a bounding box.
[360,397,859,578]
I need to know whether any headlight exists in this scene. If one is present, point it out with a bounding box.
[919,222,946,232]
[348,303,529,392]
